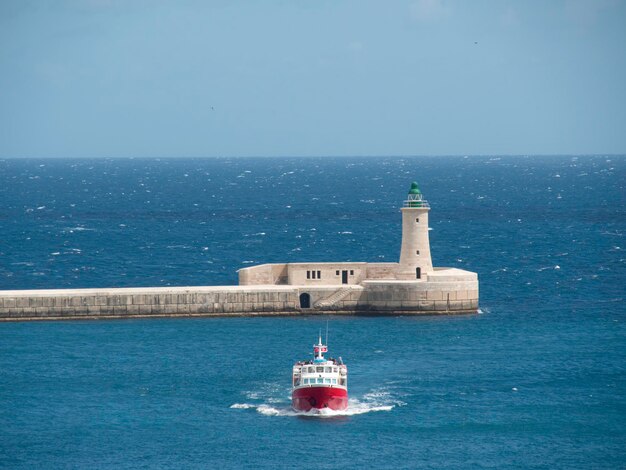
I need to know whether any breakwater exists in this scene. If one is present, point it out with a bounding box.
[0,273,478,321]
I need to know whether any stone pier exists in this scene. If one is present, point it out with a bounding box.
[0,266,478,321]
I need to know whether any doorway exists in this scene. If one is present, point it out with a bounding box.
[341,270,349,284]
[299,293,311,309]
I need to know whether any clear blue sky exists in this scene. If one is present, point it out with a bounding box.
[1,0,625,157]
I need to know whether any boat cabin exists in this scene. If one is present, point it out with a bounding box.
[292,362,347,389]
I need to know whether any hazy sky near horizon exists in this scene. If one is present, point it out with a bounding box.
[1,0,625,158]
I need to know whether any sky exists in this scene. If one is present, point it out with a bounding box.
[1,0,625,158]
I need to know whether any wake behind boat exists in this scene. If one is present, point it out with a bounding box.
[291,335,348,412]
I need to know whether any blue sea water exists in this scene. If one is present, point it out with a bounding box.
[0,156,624,469]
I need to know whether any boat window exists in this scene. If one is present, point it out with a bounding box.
[308,367,315,373]
[332,378,337,384]
[325,367,332,373]
[316,367,324,373]
[333,368,338,373]
[339,379,346,386]
[317,378,323,384]
[324,378,331,384]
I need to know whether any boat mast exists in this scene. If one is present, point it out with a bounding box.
[314,331,326,362]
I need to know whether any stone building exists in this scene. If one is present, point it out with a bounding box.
[238,182,479,313]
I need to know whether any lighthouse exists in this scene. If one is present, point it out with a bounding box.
[396,182,433,280]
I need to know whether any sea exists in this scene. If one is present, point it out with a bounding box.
[0,156,624,469]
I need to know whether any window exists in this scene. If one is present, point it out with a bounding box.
[325,367,332,373]
[333,368,338,372]
[306,271,310,279]
[317,270,321,279]
[416,250,420,255]
[316,367,324,373]
[332,378,337,384]
[308,367,315,373]
[317,378,324,384]
[324,378,331,384]
[416,218,419,223]
[350,270,354,275]
[336,270,339,275]
[339,378,346,386]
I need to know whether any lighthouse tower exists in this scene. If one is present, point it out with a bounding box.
[396,182,433,280]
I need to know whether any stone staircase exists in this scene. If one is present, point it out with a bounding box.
[314,287,354,309]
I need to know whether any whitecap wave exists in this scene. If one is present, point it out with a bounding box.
[63,226,96,232]
[230,403,256,409]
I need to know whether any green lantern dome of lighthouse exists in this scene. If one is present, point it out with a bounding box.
[408,182,421,195]
[405,181,429,208]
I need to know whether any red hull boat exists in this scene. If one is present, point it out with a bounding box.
[291,336,348,412]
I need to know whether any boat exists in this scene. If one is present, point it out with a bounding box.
[291,335,348,412]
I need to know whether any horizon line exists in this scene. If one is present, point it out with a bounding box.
[1,153,625,160]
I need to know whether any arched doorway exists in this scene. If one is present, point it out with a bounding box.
[299,293,311,309]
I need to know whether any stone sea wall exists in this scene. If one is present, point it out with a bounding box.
[0,278,479,321]
[0,286,300,321]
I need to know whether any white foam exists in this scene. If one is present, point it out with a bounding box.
[64,226,95,232]
[236,401,395,418]
[230,403,256,409]
[233,389,402,418]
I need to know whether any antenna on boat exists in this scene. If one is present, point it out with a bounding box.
[325,320,329,347]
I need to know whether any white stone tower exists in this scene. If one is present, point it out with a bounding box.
[396,182,433,280]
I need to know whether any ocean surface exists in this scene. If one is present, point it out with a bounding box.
[0,156,624,469]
